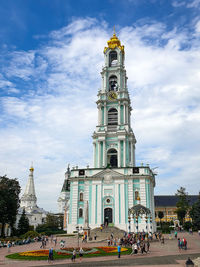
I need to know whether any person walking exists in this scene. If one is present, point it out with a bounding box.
[178,238,181,251]
[117,244,121,258]
[130,243,135,255]
[174,231,177,239]
[94,233,97,240]
[48,247,53,262]
[79,247,83,262]
[71,249,76,262]
[7,241,11,253]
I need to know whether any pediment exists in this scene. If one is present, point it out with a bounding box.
[92,169,124,179]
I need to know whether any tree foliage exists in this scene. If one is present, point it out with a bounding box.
[0,175,21,236]
[175,187,189,225]
[36,214,64,234]
[158,211,164,228]
[189,192,200,230]
[17,208,30,236]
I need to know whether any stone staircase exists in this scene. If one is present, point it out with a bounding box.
[90,226,125,241]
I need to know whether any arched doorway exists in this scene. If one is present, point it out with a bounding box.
[104,208,113,225]
[107,148,118,167]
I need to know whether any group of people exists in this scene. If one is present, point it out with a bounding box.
[178,237,187,250]
[71,247,84,262]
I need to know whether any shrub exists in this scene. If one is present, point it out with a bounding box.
[183,221,193,231]
[22,231,40,239]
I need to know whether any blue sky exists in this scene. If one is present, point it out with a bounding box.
[0,0,200,212]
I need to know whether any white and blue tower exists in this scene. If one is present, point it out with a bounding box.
[58,33,156,233]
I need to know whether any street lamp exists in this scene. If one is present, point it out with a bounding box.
[76,226,80,248]
[128,216,131,234]
[145,216,148,233]
[135,215,138,234]
[150,216,152,232]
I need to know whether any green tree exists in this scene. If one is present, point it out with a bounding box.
[158,211,164,228]
[0,175,21,237]
[175,187,189,226]
[45,214,59,230]
[17,208,30,236]
[36,214,64,234]
[189,192,200,230]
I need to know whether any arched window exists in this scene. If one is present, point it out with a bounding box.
[135,191,140,200]
[79,208,83,218]
[107,148,118,167]
[108,108,118,131]
[109,75,118,91]
[79,192,83,201]
[109,51,117,67]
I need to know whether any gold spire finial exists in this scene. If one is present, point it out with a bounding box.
[29,162,34,172]
[113,25,116,35]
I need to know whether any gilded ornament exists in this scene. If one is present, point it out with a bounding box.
[104,33,124,54]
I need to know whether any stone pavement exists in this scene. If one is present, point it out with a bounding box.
[0,231,200,267]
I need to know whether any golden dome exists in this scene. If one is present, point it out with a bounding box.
[104,33,124,54]
[29,166,34,172]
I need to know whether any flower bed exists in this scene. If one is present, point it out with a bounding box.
[19,250,49,257]
[6,246,131,261]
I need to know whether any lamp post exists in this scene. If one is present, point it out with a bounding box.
[145,216,148,233]
[76,226,80,248]
[150,216,152,233]
[128,216,131,234]
[136,215,138,234]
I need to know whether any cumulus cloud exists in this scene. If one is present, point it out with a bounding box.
[0,18,200,211]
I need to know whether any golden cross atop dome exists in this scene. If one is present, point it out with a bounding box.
[29,162,34,172]
[104,28,124,54]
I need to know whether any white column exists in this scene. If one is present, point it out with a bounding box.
[128,179,134,232]
[121,182,125,224]
[97,182,102,225]
[71,181,78,227]
[103,140,106,167]
[118,140,121,167]
[123,140,126,167]
[93,142,96,167]
[104,72,107,90]
[126,105,128,125]
[133,145,135,166]
[130,141,133,166]
[98,106,100,125]
[118,105,120,125]
[104,104,107,125]
[100,106,102,125]
[123,104,126,124]
[115,181,119,225]
[91,183,96,226]
[98,141,101,168]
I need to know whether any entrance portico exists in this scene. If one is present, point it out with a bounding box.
[104,208,113,225]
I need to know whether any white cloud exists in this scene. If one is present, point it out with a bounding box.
[0,18,200,211]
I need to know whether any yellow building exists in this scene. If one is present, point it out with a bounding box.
[154,195,198,224]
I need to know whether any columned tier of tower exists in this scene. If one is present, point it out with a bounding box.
[20,166,37,209]
[93,33,136,169]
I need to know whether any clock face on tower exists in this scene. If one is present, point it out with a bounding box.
[108,91,117,101]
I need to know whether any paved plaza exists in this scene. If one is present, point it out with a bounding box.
[0,232,200,267]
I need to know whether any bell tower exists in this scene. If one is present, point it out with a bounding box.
[92,32,136,168]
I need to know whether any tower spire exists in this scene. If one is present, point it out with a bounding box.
[20,165,37,208]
